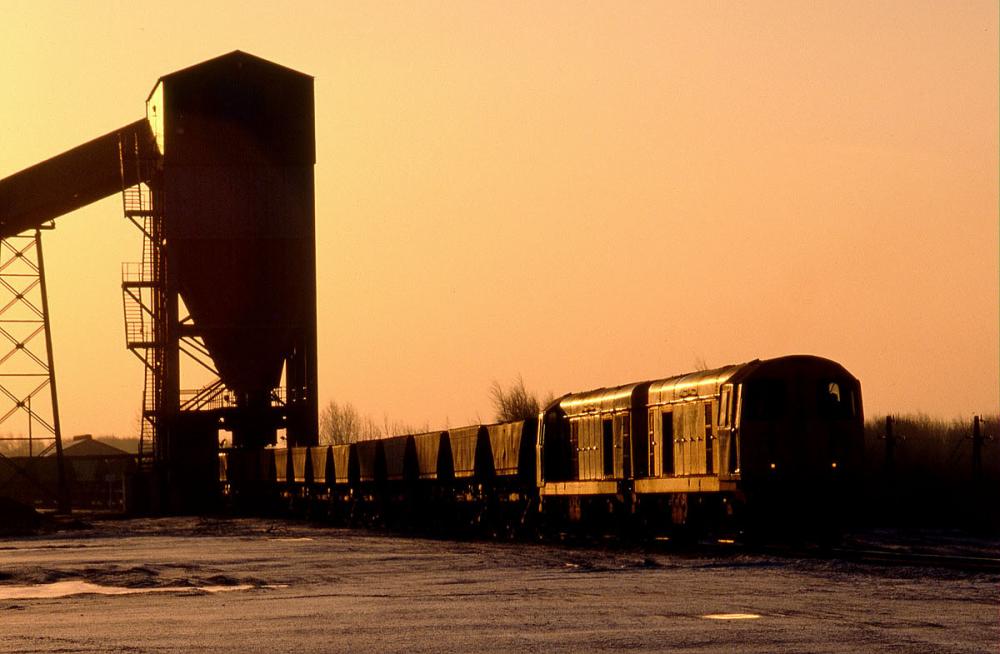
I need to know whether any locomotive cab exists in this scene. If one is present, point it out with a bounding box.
[732,355,864,524]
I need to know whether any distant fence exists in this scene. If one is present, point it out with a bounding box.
[862,415,998,527]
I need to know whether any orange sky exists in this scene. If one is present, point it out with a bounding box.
[1,1,997,438]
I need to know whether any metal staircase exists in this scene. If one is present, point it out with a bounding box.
[120,164,164,471]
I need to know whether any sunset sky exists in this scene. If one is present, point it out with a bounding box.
[1,1,997,439]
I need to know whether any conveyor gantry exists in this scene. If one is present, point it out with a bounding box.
[0,120,157,237]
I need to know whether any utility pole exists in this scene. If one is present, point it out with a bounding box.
[971,415,983,484]
[883,415,895,477]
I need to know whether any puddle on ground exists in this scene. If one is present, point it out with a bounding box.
[0,580,254,600]
[701,613,762,620]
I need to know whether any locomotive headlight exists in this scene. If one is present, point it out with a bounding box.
[831,461,838,469]
[769,462,776,470]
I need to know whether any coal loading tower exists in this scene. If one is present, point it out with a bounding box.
[0,51,318,511]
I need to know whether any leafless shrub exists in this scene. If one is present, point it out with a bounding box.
[320,400,381,444]
[0,436,31,457]
[381,413,428,439]
[320,401,427,443]
[489,375,547,422]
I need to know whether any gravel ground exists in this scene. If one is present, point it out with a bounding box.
[0,518,996,653]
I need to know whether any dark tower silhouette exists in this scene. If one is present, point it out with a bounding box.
[139,52,318,509]
[0,51,319,512]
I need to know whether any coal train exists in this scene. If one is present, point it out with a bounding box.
[220,355,863,536]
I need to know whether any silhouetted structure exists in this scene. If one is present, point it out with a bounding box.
[0,52,318,512]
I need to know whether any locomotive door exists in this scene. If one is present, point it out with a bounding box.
[619,413,631,478]
[602,419,614,478]
[569,420,580,480]
[647,407,675,477]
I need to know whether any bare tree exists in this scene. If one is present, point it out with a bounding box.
[320,400,423,443]
[381,414,427,439]
[489,375,545,422]
[320,400,380,444]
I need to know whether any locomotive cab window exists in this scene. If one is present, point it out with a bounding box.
[718,387,731,428]
[817,381,857,419]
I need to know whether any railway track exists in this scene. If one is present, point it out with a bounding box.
[822,546,1000,572]
[697,538,1000,573]
[541,527,1000,573]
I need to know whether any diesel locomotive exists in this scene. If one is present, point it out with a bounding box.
[221,354,863,535]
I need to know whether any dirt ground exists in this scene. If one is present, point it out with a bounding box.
[0,518,996,653]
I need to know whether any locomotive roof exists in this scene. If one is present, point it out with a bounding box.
[647,362,752,404]
[547,355,856,415]
[747,354,858,382]
[554,362,753,416]
[558,381,650,416]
